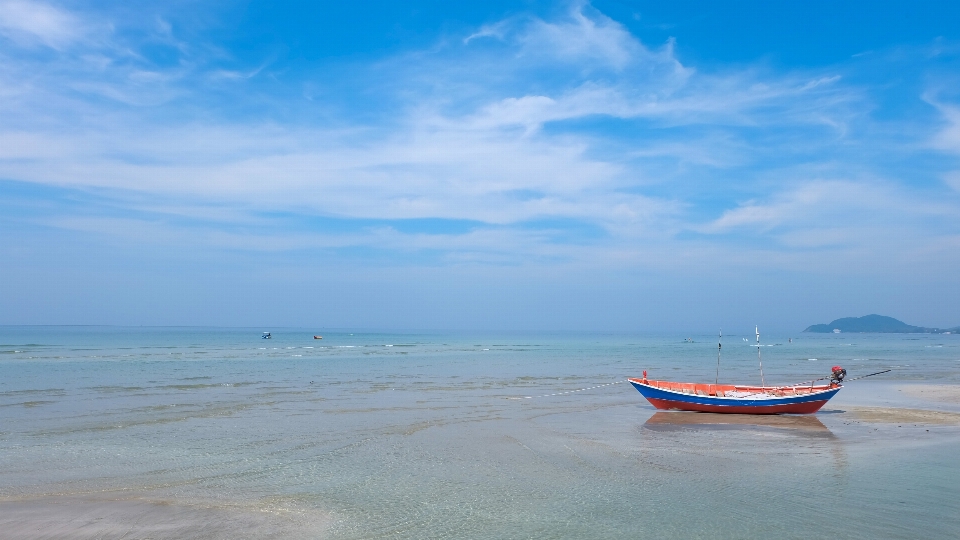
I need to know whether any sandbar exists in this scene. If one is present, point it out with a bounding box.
[0,496,328,540]
[845,406,960,425]
[899,384,960,404]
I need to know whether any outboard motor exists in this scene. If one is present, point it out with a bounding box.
[830,365,846,384]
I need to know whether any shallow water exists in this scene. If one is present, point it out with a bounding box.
[1,327,959,538]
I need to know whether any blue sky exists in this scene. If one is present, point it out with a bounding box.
[1,0,959,331]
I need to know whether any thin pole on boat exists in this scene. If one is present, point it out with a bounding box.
[716,329,722,385]
[756,326,765,388]
[845,369,892,382]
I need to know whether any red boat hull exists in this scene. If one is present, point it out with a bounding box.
[644,396,831,414]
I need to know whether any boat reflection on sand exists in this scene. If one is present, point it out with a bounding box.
[643,411,834,437]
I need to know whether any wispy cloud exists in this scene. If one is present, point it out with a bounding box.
[1,0,958,278]
[701,181,861,234]
[0,0,86,49]
[929,103,960,154]
[520,4,646,70]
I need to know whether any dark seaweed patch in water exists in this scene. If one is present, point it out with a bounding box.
[88,386,146,393]
[161,384,221,390]
[21,401,57,407]
[1,388,66,396]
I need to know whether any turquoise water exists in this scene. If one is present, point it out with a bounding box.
[2,327,959,538]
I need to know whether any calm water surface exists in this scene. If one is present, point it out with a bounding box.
[1,327,959,538]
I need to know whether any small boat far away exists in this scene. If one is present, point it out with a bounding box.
[313,335,323,339]
[629,327,846,414]
[262,332,271,339]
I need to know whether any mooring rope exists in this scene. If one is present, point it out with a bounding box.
[508,379,626,400]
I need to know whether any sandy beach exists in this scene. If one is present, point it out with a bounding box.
[0,497,329,540]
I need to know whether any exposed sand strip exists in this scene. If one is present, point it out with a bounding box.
[846,406,960,425]
[899,384,960,404]
[0,497,329,540]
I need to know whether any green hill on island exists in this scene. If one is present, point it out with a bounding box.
[804,314,959,334]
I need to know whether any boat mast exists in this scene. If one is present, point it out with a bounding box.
[716,329,721,385]
[756,326,765,388]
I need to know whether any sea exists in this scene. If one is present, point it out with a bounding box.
[2,326,959,539]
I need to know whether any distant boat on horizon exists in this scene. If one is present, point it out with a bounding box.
[262,332,272,339]
[313,335,323,339]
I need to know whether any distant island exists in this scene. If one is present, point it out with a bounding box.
[804,314,959,334]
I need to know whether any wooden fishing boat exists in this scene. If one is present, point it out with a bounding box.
[629,327,849,414]
[628,371,843,414]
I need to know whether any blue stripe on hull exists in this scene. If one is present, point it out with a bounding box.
[629,381,840,409]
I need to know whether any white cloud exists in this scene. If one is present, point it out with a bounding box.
[462,2,688,78]
[520,4,641,70]
[0,125,671,229]
[700,180,960,257]
[0,0,84,49]
[0,0,956,278]
[931,104,960,154]
[700,181,858,233]
[945,171,960,192]
[463,19,511,44]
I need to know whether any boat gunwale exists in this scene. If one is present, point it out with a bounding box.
[627,378,840,402]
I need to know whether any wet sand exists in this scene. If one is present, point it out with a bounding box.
[845,406,960,425]
[900,384,960,404]
[0,497,329,540]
